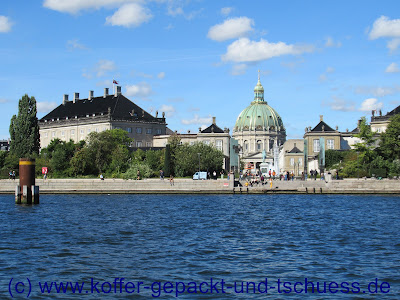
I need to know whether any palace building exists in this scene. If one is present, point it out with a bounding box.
[232,75,286,171]
[39,87,167,149]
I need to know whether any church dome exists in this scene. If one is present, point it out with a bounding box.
[234,77,284,132]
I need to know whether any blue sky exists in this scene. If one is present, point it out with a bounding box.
[1,0,400,140]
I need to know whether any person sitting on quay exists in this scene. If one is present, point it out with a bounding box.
[100,173,104,180]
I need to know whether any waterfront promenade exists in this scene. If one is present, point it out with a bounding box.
[1,177,400,194]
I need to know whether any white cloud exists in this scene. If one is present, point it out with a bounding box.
[181,114,212,125]
[325,36,341,48]
[125,82,152,99]
[327,96,355,112]
[354,85,400,97]
[106,3,152,27]
[43,0,134,14]
[167,97,184,103]
[359,98,383,112]
[95,59,116,77]
[67,39,87,50]
[96,79,112,87]
[207,17,254,42]
[157,72,165,79]
[221,7,233,16]
[0,16,12,33]
[222,38,314,63]
[387,38,400,52]
[37,101,58,113]
[319,74,327,82]
[0,98,9,103]
[159,104,175,117]
[369,16,400,40]
[326,66,335,73]
[230,64,247,76]
[385,62,400,73]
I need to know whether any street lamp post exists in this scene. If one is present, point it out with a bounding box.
[197,153,201,172]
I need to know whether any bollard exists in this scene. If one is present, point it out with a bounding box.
[15,185,21,204]
[18,158,39,205]
[33,186,40,204]
[22,185,31,204]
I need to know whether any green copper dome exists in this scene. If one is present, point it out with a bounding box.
[234,78,284,132]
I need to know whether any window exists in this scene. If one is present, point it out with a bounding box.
[80,129,84,134]
[95,128,99,132]
[156,129,162,134]
[146,142,152,147]
[61,131,65,136]
[136,127,142,134]
[44,132,48,138]
[136,141,142,147]
[216,140,223,151]
[146,128,152,134]
[127,128,132,133]
[290,158,295,166]
[190,141,195,145]
[257,140,262,150]
[327,139,334,149]
[204,140,210,145]
[71,130,75,135]
[377,128,381,133]
[52,132,55,137]
[87,129,91,133]
[244,141,248,151]
[313,139,320,152]
[298,158,302,166]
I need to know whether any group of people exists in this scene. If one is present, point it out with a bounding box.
[8,170,15,180]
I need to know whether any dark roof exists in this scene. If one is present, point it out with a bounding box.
[201,123,224,134]
[40,94,163,123]
[351,127,360,134]
[387,104,400,116]
[311,121,335,132]
[288,146,302,153]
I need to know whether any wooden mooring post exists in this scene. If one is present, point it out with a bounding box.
[15,158,39,204]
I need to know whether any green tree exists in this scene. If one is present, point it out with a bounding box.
[110,144,130,175]
[9,94,40,157]
[70,148,92,176]
[86,129,131,174]
[379,114,400,161]
[174,142,224,177]
[164,144,172,177]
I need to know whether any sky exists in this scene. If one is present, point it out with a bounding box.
[1,0,400,140]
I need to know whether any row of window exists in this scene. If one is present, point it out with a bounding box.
[43,127,163,138]
[290,158,303,166]
[134,141,152,147]
[313,139,335,152]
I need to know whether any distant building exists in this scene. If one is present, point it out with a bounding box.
[0,140,9,151]
[370,105,400,133]
[153,117,231,170]
[39,87,167,149]
[232,75,286,171]
[279,139,304,176]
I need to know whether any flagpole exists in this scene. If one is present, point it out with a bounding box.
[113,79,115,95]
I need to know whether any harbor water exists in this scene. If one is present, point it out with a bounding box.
[1,194,399,299]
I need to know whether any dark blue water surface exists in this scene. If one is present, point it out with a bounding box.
[1,194,399,299]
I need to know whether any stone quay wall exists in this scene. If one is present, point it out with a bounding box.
[1,177,400,194]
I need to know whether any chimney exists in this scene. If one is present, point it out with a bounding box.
[357,119,361,128]
[320,115,323,122]
[89,90,94,100]
[335,125,338,131]
[62,94,69,105]
[115,86,121,96]
[212,116,216,124]
[104,88,109,98]
[73,92,79,103]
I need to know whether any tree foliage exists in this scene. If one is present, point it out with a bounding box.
[9,94,40,157]
[174,142,224,177]
[378,114,400,161]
